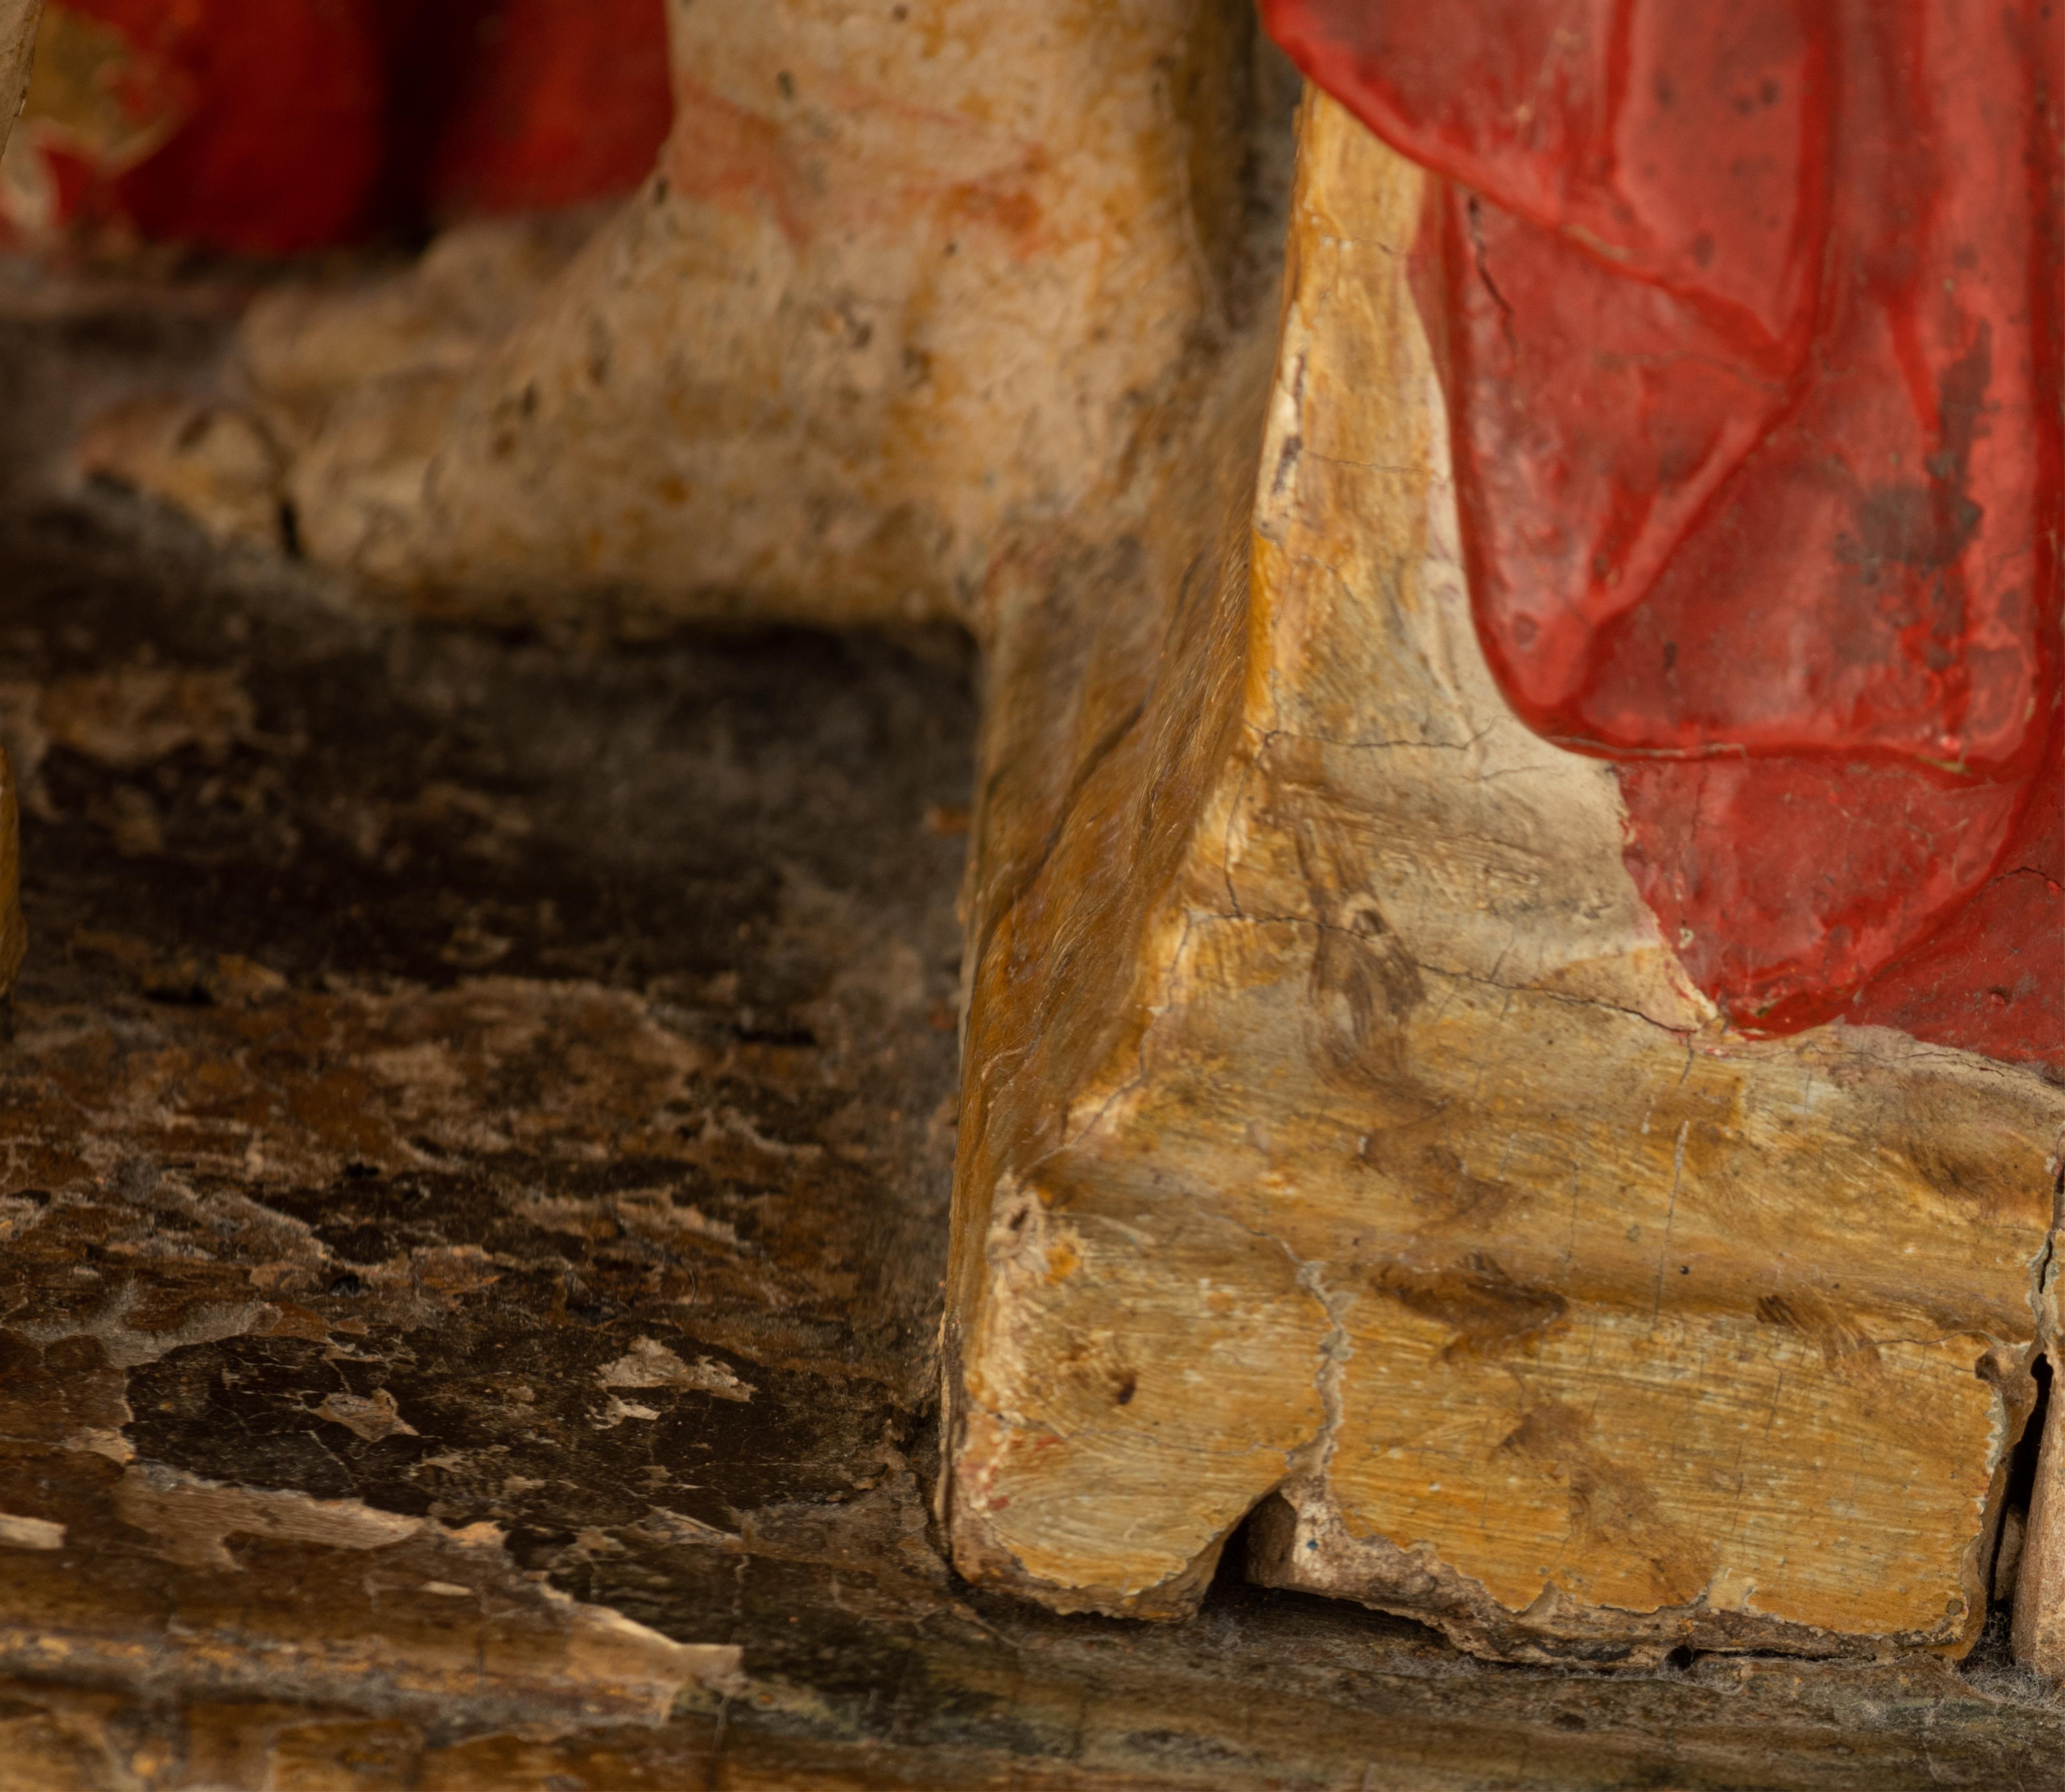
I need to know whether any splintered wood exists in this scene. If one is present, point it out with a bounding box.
[943,94,2065,1665]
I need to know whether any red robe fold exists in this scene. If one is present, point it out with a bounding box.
[9,0,671,253]
[1262,0,2063,1058]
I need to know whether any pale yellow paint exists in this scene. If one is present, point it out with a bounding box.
[948,93,2062,1663]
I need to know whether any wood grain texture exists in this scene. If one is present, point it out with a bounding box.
[945,91,2065,1664]
[0,0,39,146]
[10,340,2065,1790]
[2013,1268,2065,1675]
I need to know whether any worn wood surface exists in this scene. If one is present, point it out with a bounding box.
[0,0,37,158]
[0,423,2062,1784]
[3,60,2065,1788]
[945,92,2065,1665]
[74,0,1298,633]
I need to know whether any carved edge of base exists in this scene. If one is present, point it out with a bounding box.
[1249,1443,2030,1671]
[943,1416,1237,1624]
[942,89,2059,1665]
[2013,1226,2065,1674]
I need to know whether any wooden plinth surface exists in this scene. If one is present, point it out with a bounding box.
[945,95,2064,1665]
[0,252,2061,1792]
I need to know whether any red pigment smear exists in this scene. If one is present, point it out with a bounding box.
[414,0,673,220]
[30,0,670,253]
[59,0,387,253]
[1263,0,2063,1061]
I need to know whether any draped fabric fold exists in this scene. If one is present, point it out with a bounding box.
[1263,0,2063,1046]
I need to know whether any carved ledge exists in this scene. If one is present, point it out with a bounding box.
[944,94,2064,1666]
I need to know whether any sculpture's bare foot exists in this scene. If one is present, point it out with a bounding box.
[78,0,1297,634]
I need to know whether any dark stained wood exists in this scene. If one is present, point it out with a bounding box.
[0,342,2058,1784]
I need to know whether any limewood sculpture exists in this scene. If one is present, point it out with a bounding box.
[944,0,2065,1669]
[0,0,2059,1676]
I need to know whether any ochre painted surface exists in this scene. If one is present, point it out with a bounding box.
[1261,0,2064,1046]
[946,93,2065,1663]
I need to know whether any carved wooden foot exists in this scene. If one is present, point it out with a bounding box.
[70,0,1295,632]
[944,92,2064,1665]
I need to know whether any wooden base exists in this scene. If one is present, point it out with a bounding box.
[944,93,2064,1665]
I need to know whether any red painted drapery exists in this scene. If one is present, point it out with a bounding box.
[5,0,671,253]
[1261,0,2062,1062]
